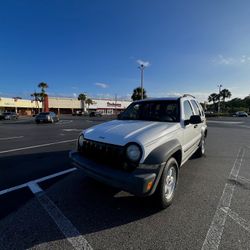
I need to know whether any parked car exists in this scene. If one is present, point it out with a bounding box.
[35,112,59,123]
[233,111,248,117]
[70,95,207,209]
[0,112,4,120]
[2,112,18,120]
[72,110,83,116]
[89,111,102,117]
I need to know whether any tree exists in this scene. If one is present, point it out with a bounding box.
[220,89,232,102]
[85,98,93,112]
[208,93,218,105]
[38,82,48,93]
[131,87,147,101]
[78,93,86,111]
[38,82,48,111]
[208,93,219,112]
[31,92,41,113]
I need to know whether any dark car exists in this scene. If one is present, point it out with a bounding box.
[233,111,248,117]
[89,111,102,117]
[35,112,59,123]
[2,112,18,120]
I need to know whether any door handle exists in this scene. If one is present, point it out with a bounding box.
[194,124,198,128]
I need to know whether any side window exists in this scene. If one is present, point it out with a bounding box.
[183,101,194,120]
[190,100,201,116]
[197,102,205,116]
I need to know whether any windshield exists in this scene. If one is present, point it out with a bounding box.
[119,100,180,122]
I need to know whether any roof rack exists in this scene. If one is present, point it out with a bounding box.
[182,94,195,98]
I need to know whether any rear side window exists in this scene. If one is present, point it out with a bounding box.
[197,102,205,116]
[190,100,201,116]
[183,101,194,120]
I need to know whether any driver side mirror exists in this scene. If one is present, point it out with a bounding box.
[189,115,202,124]
[184,115,202,125]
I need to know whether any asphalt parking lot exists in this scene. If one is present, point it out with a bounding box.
[0,115,250,250]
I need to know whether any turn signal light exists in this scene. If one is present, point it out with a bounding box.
[146,181,153,191]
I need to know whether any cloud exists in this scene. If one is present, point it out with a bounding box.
[136,59,150,67]
[213,54,250,65]
[73,93,77,97]
[95,82,109,88]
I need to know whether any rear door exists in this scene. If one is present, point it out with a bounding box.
[182,100,198,159]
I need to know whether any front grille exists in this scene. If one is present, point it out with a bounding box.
[79,139,137,172]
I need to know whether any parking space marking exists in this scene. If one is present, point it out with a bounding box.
[237,175,250,185]
[207,121,243,124]
[0,139,77,154]
[240,125,250,129]
[63,129,82,132]
[56,120,73,125]
[37,193,93,250]
[0,136,24,140]
[221,207,250,234]
[0,168,77,196]
[202,147,245,250]
[28,181,43,194]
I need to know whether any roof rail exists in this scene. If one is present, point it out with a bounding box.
[182,94,195,98]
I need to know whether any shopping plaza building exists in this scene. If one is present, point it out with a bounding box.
[0,96,131,115]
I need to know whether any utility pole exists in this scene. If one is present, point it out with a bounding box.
[138,64,145,100]
[217,84,222,113]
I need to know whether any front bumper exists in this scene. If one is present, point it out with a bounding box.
[69,151,164,196]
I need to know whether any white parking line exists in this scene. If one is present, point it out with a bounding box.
[63,129,82,132]
[0,168,77,196]
[207,121,243,124]
[37,193,93,250]
[56,120,73,125]
[0,139,77,155]
[202,147,245,250]
[221,207,250,233]
[240,125,250,129]
[0,136,24,141]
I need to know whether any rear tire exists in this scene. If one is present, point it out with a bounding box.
[155,157,178,209]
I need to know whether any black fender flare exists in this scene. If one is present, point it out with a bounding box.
[143,139,182,166]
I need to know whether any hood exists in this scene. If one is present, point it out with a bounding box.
[84,119,179,146]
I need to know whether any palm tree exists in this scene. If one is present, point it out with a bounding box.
[208,93,218,111]
[38,82,48,111]
[220,88,231,104]
[78,93,86,111]
[85,98,93,112]
[31,92,41,113]
[220,89,231,111]
[131,87,147,101]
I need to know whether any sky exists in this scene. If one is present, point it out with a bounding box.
[0,0,250,101]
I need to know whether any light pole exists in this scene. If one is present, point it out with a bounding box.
[138,64,145,100]
[217,84,222,113]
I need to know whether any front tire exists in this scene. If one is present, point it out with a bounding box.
[155,157,178,209]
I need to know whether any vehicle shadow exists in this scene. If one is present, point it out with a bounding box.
[0,150,163,249]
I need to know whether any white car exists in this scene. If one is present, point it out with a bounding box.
[70,95,207,209]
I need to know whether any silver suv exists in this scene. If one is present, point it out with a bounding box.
[70,95,207,209]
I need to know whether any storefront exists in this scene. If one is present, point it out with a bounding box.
[0,97,42,115]
[0,96,131,115]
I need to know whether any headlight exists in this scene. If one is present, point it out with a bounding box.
[78,134,85,147]
[126,143,142,162]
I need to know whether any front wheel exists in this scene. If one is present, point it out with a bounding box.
[155,157,178,209]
